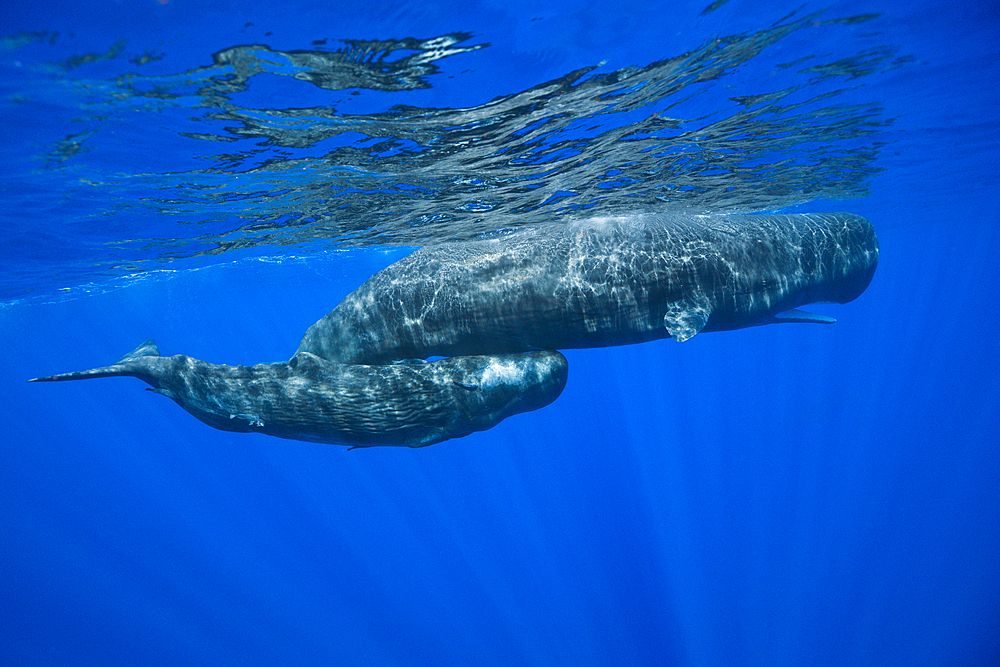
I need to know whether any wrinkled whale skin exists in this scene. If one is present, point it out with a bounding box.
[299,212,879,364]
[29,341,568,448]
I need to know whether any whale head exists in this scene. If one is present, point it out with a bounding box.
[429,350,569,446]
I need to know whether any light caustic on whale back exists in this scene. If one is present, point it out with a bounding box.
[30,212,877,448]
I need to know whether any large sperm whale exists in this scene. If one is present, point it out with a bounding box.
[29,341,568,448]
[298,212,879,364]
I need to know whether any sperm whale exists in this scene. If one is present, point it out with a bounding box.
[298,212,879,364]
[29,340,568,448]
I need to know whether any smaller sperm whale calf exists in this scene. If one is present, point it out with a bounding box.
[29,340,568,448]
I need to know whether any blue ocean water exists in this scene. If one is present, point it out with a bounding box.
[2,0,998,664]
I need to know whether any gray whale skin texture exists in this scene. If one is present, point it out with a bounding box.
[299,212,879,364]
[29,341,568,448]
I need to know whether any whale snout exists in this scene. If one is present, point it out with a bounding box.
[828,216,880,304]
[453,351,568,429]
[500,350,569,413]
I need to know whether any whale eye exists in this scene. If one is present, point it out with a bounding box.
[453,381,479,390]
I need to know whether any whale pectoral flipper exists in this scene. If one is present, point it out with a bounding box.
[663,295,711,342]
[771,308,837,324]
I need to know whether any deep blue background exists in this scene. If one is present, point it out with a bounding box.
[2,0,998,665]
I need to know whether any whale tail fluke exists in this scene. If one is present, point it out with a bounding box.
[28,339,162,383]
